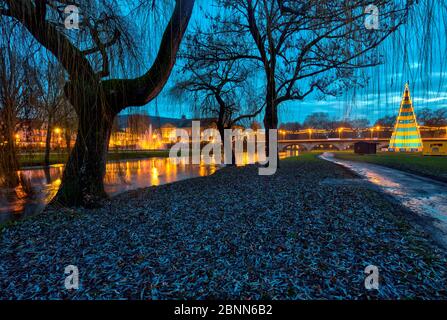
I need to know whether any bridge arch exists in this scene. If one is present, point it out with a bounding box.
[310,143,341,151]
[279,143,308,152]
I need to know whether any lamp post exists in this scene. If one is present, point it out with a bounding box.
[376,126,381,139]
[308,129,312,140]
[279,130,286,139]
[338,128,343,139]
[370,128,374,139]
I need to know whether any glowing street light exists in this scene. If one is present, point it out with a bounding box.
[279,130,286,138]
[308,129,313,140]
[338,127,343,139]
[53,127,62,148]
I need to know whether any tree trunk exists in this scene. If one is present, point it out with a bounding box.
[64,130,71,152]
[263,75,278,158]
[44,120,52,167]
[51,102,114,208]
[218,123,237,166]
[0,111,19,187]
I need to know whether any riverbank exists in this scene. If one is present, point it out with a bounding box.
[18,150,170,167]
[334,152,447,183]
[1,154,446,299]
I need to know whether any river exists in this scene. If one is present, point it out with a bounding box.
[0,150,298,224]
[0,158,217,223]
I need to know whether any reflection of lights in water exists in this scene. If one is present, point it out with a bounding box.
[1,153,266,220]
[151,167,160,185]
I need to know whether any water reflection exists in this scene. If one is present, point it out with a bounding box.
[1,151,296,223]
[0,158,217,223]
[320,152,447,243]
[279,150,299,159]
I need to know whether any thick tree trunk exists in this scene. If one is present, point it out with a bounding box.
[44,120,52,167]
[51,102,114,208]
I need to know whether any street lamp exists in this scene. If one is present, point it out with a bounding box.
[338,127,343,139]
[54,127,62,148]
[370,128,374,139]
[308,129,312,140]
[279,130,286,139]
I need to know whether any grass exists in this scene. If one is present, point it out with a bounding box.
[333,151,447,182]
[283,152,321,162]
[18,150,170,167]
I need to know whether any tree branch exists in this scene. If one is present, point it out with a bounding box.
[5,0,95,80]
[109,0,195,110]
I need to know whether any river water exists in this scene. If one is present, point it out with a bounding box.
[0,158,217,223]
[320,152,447,247]
[0,150,298,224]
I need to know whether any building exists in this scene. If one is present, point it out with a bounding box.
[12,119,75,150]
[423,141,447,156]
[12,114,228,151]
[354,141,377,154]
[110,114,218,150]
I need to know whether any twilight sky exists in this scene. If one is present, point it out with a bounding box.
[125,0,447,125]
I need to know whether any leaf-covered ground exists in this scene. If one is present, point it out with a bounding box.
[1,155,446,299]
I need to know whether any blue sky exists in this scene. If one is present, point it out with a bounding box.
[126,0,447,125]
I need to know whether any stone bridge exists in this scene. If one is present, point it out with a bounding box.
[278,138,390,152]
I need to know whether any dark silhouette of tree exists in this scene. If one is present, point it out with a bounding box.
[349,118,370,129]
[173,30,263,145]
[374,115,396,128]
[1,0,195,207]
[0,24,36,187]
[418,108,447,126]
[34,56,67,167]
[303,112,332,129]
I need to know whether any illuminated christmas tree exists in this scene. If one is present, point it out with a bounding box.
[388,83,423,152]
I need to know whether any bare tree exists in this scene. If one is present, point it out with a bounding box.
[0,24,36,187]
[196,0,409,155]
[1,0,195,207]
[34,56,67,167]
[173,30,263,145]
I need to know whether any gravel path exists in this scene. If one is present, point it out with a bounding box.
[1,156,446,299]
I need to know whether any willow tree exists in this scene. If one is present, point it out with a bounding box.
[0,0,195,207]
[200,0,410,155]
